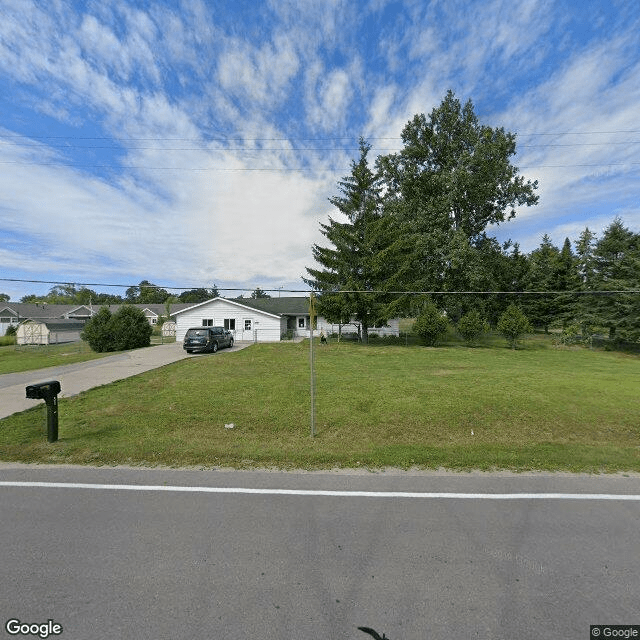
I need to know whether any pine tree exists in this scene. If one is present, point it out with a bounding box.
[523,234,559,332]
[592,218,640,341]
[304,139,393,343]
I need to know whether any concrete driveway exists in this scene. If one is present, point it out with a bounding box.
[0,341,251,419]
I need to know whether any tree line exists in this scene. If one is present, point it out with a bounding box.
[9,284,273,306]
[304,90,640,344]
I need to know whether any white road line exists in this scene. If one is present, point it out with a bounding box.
[0,481,639,500]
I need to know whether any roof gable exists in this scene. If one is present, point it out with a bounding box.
[173,297,283,319]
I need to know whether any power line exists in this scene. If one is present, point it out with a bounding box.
[2,129,639,142]
[2,140,639,152]
[1,158,638,171]
[1,278,638,296]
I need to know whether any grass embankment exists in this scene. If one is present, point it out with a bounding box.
[1,335,638,472]
[0,341,113,374]
[0,337,174,375]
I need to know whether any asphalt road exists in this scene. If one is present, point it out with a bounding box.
[0,341,250,419]
[1,464,638,640]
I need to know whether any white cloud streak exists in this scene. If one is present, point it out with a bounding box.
[0,0,639,299]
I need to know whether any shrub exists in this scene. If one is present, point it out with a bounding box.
[82,307,114,352]
[109,305,153,350]
[413,302,449,346]
[457,310,489,345]
[82,306,152,352]
[497,304,532,349]
[5,324,17,337]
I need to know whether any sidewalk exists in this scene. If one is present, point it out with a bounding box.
[0,341,250,419]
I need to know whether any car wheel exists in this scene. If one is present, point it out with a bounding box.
[212,342,218,353]
[186,350,193,354]
[229,338,234,348]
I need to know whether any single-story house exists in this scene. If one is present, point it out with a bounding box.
[1,302,193,339]
[173,296,400,343]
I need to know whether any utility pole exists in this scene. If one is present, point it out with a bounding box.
[309,292,316,437]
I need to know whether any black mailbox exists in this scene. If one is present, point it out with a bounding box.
[25,380,61,442]
[26,380,61,400]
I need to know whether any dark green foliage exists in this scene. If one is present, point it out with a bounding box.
[457,309,489,345]
[20,284,123,304]
[305,138,394,343]
[81,307,114,352]
[108,306,153,350]
[413,302,449,346]
[376,90,538,303]
[591,218,640,342]
[125,280,170,304]
[178,287,219,303]
[251,287,270,299]
[5,324,17,337]
[497,304,532,349]
[82,306,152,352]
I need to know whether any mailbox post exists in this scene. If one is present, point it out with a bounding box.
[25,381,61,443]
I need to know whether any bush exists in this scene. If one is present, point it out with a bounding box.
[109,305,153,350]
[457,310,489,345]
[5,324,17,337]
[82,307,113,352]
[413,302,449,346]
[497,304,532,349]
[82,306,152,352]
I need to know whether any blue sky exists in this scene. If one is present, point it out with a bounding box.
[1,0,639,301]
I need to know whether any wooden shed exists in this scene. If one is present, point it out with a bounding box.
[16,318,85,345]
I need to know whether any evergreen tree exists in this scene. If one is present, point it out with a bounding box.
[592,218,640,341]
[523,234,559,332]
[304,138,393,343]
[574,227,598,335]
[551,237,579,327]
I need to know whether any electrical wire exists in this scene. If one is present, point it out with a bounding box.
[1,277,638,296]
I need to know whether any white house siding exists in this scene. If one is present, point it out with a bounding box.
[297,317,401,338]
[174,298,283,343]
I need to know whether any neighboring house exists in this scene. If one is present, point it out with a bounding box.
[173,296,400,342]
[0,302,193,340]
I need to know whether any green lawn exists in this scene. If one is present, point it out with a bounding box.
[1,335,639,472]
[0,341,113,374]
[0,337,174,375]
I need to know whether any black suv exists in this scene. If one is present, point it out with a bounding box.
[183,327,234,353]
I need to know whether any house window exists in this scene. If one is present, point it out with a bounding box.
[202,319,213,326]
[224,318,236,331]
[298,317,307,329]
[244,319,252,331]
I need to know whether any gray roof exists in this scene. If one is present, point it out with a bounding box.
[0,302,193,320]
[229,296,311,316]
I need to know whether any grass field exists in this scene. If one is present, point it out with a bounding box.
[0,336,174,375]
[0,341,113,374]
[1,334,638,472]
